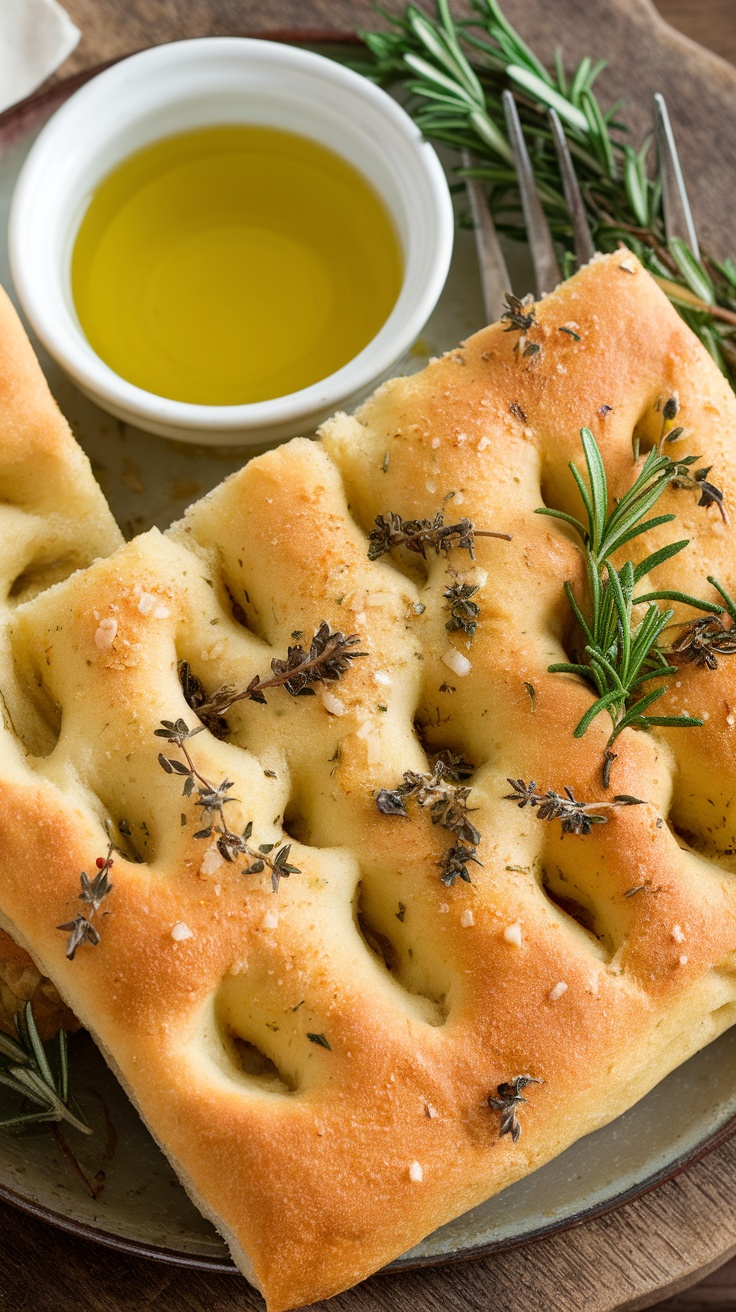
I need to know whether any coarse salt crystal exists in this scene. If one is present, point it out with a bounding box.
[679,954,689,966]
[454,491,465,506]
[200,846,224,877]
[503,922,523,947]
[200,641,224,661]
[431,437,441,449]
[354,611,367,625]
[365,734,382,764]
[261,909,279,930]
[442,649,471,677]
[154,604,170,619]
[672,924,686,943]
[94,617,118,650]
[438,903,449,914]
[137,592,156,615]
[408,1161,423,1182]
[728,714,735,727]
[374,669,392,686]
[425,1104,439,1119]
[460,909,474,928]
[425,481,437,495]
[477,435,490,452]
[322,690,347,717]
[549,981,568,1002]
[171,922,193,942]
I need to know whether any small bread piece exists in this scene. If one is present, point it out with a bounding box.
[0,929,78,1040]
[0,257,735,1310]
[0,286,122,1031]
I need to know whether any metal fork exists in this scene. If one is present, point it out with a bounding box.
[465,90,699,317]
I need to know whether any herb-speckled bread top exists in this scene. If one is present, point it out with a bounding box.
[0,255,735,1309]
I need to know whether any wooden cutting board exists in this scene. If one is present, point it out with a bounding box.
[3,1,735,1309]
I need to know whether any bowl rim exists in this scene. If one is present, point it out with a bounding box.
[8,37,454,435]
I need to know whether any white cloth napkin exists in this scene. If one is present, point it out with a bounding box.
[0,0,80,114]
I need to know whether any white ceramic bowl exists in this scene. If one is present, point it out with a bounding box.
[9,38,454,446]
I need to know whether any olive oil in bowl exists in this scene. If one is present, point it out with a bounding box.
[71,125,403,406]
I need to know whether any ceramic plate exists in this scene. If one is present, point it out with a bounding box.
[0,47,734,1276]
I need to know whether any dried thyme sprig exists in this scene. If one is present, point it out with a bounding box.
[368,510,510,562]
[57,844,114,961]
[664,573,736,668]
[360,0,736,390]
[501,292,536,333]
[536,427,724,748]
[488,1075,543,1143]
[178,661,229,740]
[190,622,366,725]
[376,754,482,884]
[444,576,481,637]
[671,462,728,523]
[0,1003,90,1134]
[505,779,644,835]
[440,842,483,887]
[155,720,300,892]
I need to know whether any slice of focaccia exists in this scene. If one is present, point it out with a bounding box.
[0,255,735,1309]
[0,288,122,1034]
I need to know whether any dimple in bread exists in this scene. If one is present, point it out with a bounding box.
[1,254,736,1310]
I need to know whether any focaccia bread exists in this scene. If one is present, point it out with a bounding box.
[0,255,735,1309]
[0,288,122,1035]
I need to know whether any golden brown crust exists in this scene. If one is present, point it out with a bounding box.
[0,258,734,1309]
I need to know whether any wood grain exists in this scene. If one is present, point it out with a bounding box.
[5,2,736,1310]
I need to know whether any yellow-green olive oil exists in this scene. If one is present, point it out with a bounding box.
[71,125,403,405]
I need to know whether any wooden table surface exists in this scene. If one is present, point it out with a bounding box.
[4,2,735,1310]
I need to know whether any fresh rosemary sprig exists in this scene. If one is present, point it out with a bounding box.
[0,1003,90,1134]
[536,427,724,748]
[488,1074,542,1142]
[368,509,510,562]
[155,720,300,892]
[505,779,643,835]
[361,0,736,386]
[57,844,114,961]
[376,753,481,884]
[188,622,365,725]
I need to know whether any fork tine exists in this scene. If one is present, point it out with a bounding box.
[548,108,596,268]
[502,89,561,298]
[461,148,511,324]
[654,92,701,260]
